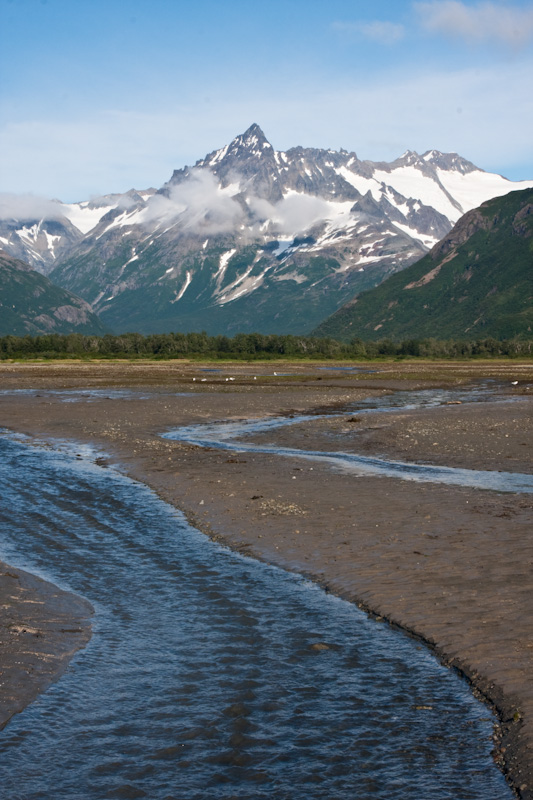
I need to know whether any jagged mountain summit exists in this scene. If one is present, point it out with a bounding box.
[312,188,533,342]
[3,125,532,335]
[0,250,107,336]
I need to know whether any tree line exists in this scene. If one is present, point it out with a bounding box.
[0,331,531,360]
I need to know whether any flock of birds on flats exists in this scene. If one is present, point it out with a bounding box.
[192,376,261,382]
[190,376,520,384]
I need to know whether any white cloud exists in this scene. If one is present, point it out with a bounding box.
[0,56,532,204]
[248,192,333,236]
[0,192,66,221]
[261,61,533,179]
[142,173,332,239]
[115,194,138,211]
[414,1,533,48]
[332,20,405,44]
[274,195,333,235]
[0,111,212,202]
[142,170,245,234]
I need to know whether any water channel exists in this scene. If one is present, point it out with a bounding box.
[165,385,533,494]
[0,384,520,798]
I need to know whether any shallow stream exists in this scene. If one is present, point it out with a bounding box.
[165,385,533,493]
[0,385,520,798]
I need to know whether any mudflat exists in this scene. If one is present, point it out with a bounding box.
[0,359,532,797]
[0,561,93,730]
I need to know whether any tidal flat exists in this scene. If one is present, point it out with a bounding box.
[0,359,532,798]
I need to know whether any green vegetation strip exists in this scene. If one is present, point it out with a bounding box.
[0,332,531,361]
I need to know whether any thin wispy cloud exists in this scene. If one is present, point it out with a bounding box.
[1,56,532,201]
[2,0,532,199]
[414,1,533,48]
[332,20,406,45]
[0,193,65,221]
[0,112,210,201]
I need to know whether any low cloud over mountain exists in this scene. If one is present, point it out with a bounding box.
[2,124,532,336]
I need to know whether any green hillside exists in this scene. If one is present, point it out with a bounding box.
[0,250,108,336]
[50,234,398,337]
[313,188,533,342]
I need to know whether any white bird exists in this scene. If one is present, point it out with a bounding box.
[192,378,196,382]
[511,381,518,385]
[201,378,207,382]
[229,377,235,381]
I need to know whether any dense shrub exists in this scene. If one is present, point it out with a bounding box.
[0,332,531,360]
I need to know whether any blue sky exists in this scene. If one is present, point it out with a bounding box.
[1,0,532,200]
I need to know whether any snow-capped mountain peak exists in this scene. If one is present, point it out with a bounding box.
[3,125,533,336]
[198,123,274,170]
[420,150,477,174]
[227,123,273,155]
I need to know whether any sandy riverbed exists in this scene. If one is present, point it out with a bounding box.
[0,359,532,797]
[0,562,93,731]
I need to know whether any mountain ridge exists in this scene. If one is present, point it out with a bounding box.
[312,188,533,342]
[0,250,108,337]
[1,125,532,336]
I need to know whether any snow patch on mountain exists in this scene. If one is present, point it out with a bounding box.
[213,248,237,290]
[274,270,306,284]
[217,266,270,305]
[44,231,62,258]
[435,169,531,214]
[391,221,439,248]
[172,271,192,303]
[217,248,236,275]
[336,167,381,199]
[62,200,119,234]
[4,123,533,336]
[374,166,461,220]
[17,222,42,244]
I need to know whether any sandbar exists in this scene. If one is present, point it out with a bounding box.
[0,561,93,730]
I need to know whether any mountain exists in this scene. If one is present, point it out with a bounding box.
[0,190,156,275]
[0,214,83,275]
[0,250,108,337]
[2,125,532,335]
[312,188,533,341]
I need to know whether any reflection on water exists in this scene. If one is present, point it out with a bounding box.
[0,433,511,799]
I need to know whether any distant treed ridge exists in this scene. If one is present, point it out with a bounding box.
[0,331,531,360]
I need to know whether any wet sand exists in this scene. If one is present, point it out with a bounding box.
[0,359,532,796]
[0,561,93,731]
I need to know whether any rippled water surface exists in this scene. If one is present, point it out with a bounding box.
[0,430,513,799]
